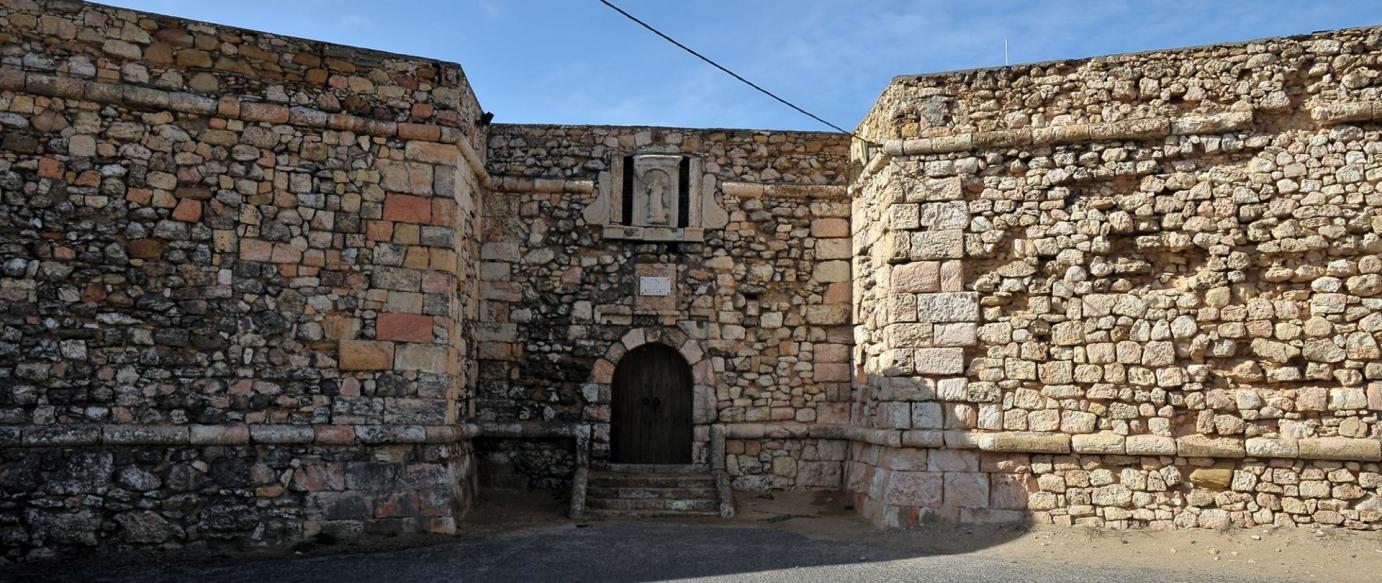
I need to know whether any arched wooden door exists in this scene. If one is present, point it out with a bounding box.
[611,344,693,464]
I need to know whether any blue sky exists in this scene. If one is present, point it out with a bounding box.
[104,1,1381,131]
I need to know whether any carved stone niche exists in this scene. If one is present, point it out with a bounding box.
[583,153,729,242]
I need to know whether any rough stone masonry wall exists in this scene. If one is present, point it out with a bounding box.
[478,124,852,490]
[848,27,1382,529]
[0,0,486,559]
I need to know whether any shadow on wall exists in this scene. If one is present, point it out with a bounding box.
[474,436,578,490]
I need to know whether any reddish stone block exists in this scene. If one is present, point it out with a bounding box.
[37,157,63,179]
[811,218,850,238]
[892,262,940,293]
[302,249,325,267]
[127,239,164,259]
[216,96,240,118]
[313,425,356,446]
[431,197,457,226]
[240,238,273,262]
[592,358,615,383]
[366,220,394,241]
[398,123,441,142]
[815,363,851,382]
[339,340,395,370]
[125,187,153,206]
[240,102,289,123]
[171,198,202,222]
[377,313,434,343]
[383,194,432,224]
[824,282,851,304]
[270,243,302,264]
[292,461,347,491]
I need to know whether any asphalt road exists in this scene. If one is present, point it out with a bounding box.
[9,520,1291,583]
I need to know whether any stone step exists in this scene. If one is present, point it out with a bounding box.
[585,497,719,513]
[583,508,721,518]
[586,486,717,500]
[605,463,705,475]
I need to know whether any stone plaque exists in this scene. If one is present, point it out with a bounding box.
[634,263,678,315]
[639,276,672,296]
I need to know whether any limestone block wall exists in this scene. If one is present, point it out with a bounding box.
[477,124,853,489]
[848,27,1382,529]
[0,0,486,558]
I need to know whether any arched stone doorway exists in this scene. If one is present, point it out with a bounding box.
[611,343,693,464]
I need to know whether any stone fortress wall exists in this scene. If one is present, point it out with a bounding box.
[848,27,1382,529]
[0,0,486,556]
[2,0,1382,563]
[476,124,852,490]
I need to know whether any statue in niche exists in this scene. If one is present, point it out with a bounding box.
[644,168,671,225]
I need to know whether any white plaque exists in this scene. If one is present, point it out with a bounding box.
[639,276,671,296]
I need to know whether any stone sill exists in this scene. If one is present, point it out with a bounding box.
[602,225,705,242]
[2,423,481,447]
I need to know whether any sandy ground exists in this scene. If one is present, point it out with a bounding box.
[726,490,1382,583]
[6,488,1382,583]
[446,488,1382,583]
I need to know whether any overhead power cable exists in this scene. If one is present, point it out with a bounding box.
[597,0,873,144]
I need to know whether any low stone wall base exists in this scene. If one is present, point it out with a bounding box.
[847,443,1382,531]
[1,442,476,562]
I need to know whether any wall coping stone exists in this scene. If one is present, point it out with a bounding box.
[721,181,848,200]
[0,66,490,188]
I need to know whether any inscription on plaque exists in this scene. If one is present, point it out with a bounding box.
[639,276,672,297]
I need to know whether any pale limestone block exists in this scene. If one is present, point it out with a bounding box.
[983,431,1070,454]
[915,348,965,375]
[1177,434,1246,458]
[910,230,964,260]
[1245,437,1299,458]
[1072,432,1126,455]
[916,292,979,323]
[1297,437,1382,461]
[1125,435,1177,456]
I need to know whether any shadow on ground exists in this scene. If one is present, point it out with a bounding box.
[2,489,1305,583]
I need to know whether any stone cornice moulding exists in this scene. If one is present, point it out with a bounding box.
[40,418,1360,463]
[878,110,1258,157]
[488,175,595,194]
[0,66,491,188]
[713,423,1382,463]
[2,423,482,447]
[720,181,848,200]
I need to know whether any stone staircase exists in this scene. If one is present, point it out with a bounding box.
[575,464,732,518]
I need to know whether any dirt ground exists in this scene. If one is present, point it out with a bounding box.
[8,488,1382,583]
[460,488,1382,583]
[724,490,1382,583]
